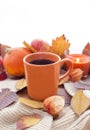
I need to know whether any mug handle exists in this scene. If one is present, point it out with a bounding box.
[59,58,73,82]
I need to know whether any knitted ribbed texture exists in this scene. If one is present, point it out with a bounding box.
[0,102,53,130]
[1,101,90,130]
[1,78,90,130]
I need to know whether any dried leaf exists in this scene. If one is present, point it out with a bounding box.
[19,97,43,109]
[16,114,41,130]
[82,42,90,56]
[71,90,90,116]
[23,41,37,53]
[0,88,18,110]
[74,82,90,90]
[0,43,11,58]
[15,78,27,90]
[50,34,70,57]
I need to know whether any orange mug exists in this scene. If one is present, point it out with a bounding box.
[23,52,73,101]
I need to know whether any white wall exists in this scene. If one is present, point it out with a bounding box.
[0,0,90,53]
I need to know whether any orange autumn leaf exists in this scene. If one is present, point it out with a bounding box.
[16,114,41,130]
[50,34,70,57]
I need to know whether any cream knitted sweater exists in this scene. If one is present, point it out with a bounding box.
[0,79,90,130]
[0,101,90,130]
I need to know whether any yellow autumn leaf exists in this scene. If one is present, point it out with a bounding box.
[15,78,27,90]
[16,114,41,130]
[23,41,37,52]
[71,90,90,116]
[19,97,43,109]
[50,34,70,57]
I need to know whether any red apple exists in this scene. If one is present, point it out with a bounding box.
[31,39,50,52]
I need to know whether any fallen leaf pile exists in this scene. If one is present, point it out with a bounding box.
[71,90,90,116]
[1,36,90,130]
[16,114,41,130]
[0,88,18,110]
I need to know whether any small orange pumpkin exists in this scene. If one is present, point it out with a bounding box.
[3,47,31,77]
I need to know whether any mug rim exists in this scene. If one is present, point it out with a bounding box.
[23,52,61,67]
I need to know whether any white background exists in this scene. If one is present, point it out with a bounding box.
[0,0,90,53]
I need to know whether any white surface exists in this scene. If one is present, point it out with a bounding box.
[0,78,19,92]
[83,90,90,98]
[0,0,90,53]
